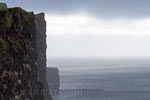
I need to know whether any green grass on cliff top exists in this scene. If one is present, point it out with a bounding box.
[0,3,7,9]
[0,7,28,13]
[0,7,34,27]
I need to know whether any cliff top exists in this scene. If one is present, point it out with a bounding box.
[0,7,31,15]
[0,7,36,38]
[0,3,7,9]
[35,12,45,18]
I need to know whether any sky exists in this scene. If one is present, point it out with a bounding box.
[1,0,150,59]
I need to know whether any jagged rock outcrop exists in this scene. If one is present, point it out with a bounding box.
[47,68,60,90]
[0,5,51,100]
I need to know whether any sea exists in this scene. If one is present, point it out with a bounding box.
[47,59,150,100]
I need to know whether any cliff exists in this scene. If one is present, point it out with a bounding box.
[47,68,60,90]
[0,4,51,100]
[35,13,47,88]
[35,13,52,99]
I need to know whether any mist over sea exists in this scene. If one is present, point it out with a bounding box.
[48,59,150,100]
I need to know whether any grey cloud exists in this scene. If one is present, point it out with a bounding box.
[2,0,150,18]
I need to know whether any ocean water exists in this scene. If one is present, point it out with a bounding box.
[48,59,150,100]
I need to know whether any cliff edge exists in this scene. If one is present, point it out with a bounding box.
[35,13,47,88]
[35,13,52,99]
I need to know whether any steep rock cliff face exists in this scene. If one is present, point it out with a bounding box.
[0,7,45,100]
[35,13,47,88]
[35,13,52,99]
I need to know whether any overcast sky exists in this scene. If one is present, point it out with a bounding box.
[2,0,150,59]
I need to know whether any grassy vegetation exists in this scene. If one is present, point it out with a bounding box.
[0,37,7,54]
[0,3,7,9]
[0,7,34,22]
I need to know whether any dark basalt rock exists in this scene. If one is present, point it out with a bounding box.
[35,13,52,99]
[35,13,47,87]
[47,67,60,90]
[0,6,51,100]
